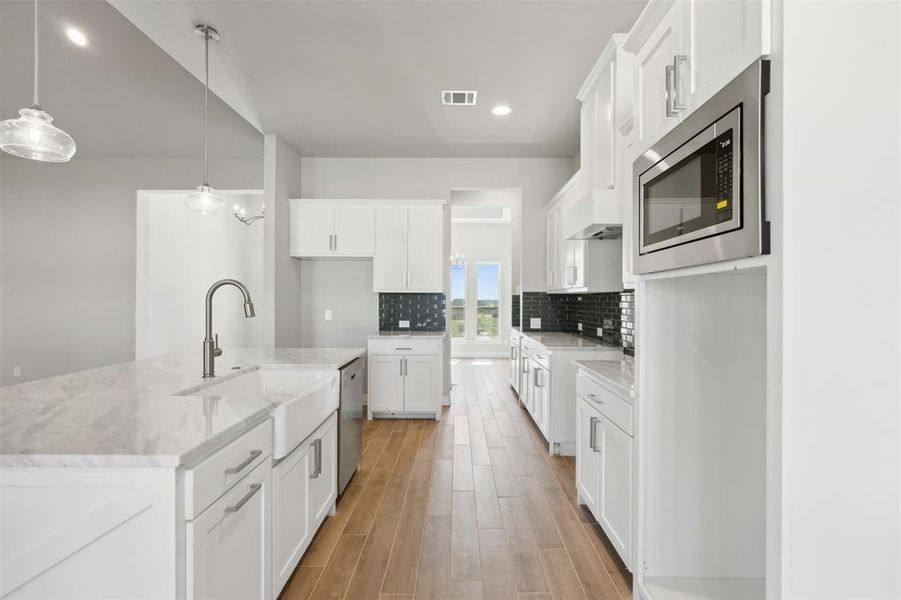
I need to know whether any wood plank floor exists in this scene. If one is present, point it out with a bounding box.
[281,359,632,600]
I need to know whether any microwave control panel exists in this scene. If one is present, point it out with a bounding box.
[716,130,734,223]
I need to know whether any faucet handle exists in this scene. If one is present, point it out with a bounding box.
[214,334,223,357]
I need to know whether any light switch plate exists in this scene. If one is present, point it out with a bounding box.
[577,322,583,331]
[399,320,410,328]
[324,309,333,321]
[597,327,604,337]
[530,318,541,329]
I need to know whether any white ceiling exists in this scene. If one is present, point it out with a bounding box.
[111,0,647,158]
[0,1,263,159]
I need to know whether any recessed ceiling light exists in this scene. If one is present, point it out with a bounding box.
[66,28,88,47]
[492,104,512,117]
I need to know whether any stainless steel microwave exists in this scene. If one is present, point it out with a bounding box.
[633,59,770,274]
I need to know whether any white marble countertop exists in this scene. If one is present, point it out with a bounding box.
[575,357,636,398]
[369,331,447,338]
[520,330,620,351]
[0,348,364,468]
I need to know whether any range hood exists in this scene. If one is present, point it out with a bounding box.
[569,223,623,240]
[561,185,624,241]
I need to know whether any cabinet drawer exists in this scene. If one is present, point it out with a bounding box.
[368,337,442,356]
[576,373,632,435]
[185,420,272,520]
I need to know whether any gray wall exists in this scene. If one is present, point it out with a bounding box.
[300,157,574,292]
[0,157,262,384]
[299,259,378,347]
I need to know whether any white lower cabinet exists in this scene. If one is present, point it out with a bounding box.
[367,337,444,419]
[575,371,633,570]
[272,413,337,597]
[186,459,272,600]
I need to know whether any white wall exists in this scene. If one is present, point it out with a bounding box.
[135,191,264,359]
[300,157,574,291]
[0,157,262,384]
[450,222,513,356]
[778,1,900,596]
[263,135,303,348]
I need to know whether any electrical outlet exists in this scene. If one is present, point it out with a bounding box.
[577,322,583,332]
[597,327,604,337]
[324,309,333,321]
[12,366,20,377]
[399,320,410,328]
[530,318,541,329]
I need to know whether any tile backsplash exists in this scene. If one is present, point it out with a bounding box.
[511,295,520,327]
[521,290,635,355]
[378,293,446,332]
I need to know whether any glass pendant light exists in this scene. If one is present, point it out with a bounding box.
[185,25,224,214]
[0,0,76,162]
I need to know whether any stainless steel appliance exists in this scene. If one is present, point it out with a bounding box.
[338,357,363,494]
[634,59,770,274]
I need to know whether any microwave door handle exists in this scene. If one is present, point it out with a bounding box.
[665,64,678,117]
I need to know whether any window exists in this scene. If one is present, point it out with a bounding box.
[476,263,500,339]
[449,264,465,338]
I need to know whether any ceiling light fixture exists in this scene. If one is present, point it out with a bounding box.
[185,25,224,215]
[66,27,87,47]
[0,0,76,162]
[491,104,512,117]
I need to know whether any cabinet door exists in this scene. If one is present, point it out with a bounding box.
[593,61,616,190]
[599,419,632,568]
[308,414,338,528]
[187,460,271,600]
[534,366,550,436]
[520,357,532,412]
[407,206,443,292]
[576,398,602,515]
[683,0,767,113]
[579,87,598,187]
[635,1,683,150]
[291,203,334,257]
[569,241,586,289]
[373,207,409,292]
[368,355,405,412]
[555,216,569,289]
[403,355,438,413]
[509,345,520,394]
[545,211,558,289]
[333,205,375,257]
[272,443,311,595]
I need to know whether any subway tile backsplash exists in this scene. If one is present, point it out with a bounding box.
[378,293,446,332]
[511,295,521,327]
[521,290,636,355]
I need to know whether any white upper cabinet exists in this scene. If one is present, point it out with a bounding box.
[625,0,770,155]
[290,200,375,257]
[374,204,444,293]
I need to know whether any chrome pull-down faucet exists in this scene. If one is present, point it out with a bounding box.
[203,279,255,378]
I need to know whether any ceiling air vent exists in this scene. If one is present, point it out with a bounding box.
[441,90,478,106]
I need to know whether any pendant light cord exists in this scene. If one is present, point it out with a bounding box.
[203,28,210,186]
[33,0,40,108]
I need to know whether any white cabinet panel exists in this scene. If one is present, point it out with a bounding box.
[333,205,375,257]
[403,355,438,413]
[509,343,520,394]
[187,460,271,600]
[545,211,559,289]
[533,366,551,436]
[407,206,443,292]
[272,443,310,594]
[592,61,616,191]
[368,355,405,412]
[599,419,632,569]
[373,207,409,292]
[308,415,337,528]
[290,203,333,257]
[576,397,602,514]
[635,1,683,150]
[683,0,767,113]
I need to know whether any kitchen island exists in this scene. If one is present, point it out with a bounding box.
[0,347,362,600]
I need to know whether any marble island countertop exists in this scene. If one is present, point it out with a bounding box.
[520,330,621,351]
[575,357,636,398]
[0,348,363,468]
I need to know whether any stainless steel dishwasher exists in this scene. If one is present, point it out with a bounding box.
[338,357,364,494]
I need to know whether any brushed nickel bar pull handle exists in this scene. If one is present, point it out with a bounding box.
[225,483,262,513]
[665,64,678,117]
[589,417,600,452]
[310,439,322,478]
[673,55,688,110]
[225,449,262,474]
[395,347,413,351]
